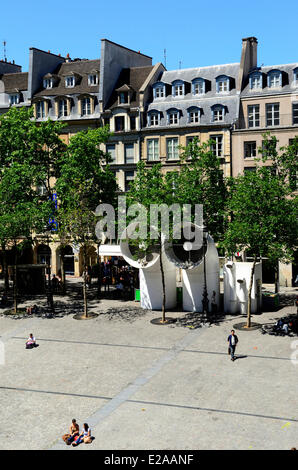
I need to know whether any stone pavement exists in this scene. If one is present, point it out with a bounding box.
[0,280,297,450]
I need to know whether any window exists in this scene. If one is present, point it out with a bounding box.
[250,73,262,90]
[88,74,98,86]
[248,104,260,128]
[125,171,134,192]
[154,86,164,98]
[244,141,257,159]
[148,112,159,126]
[37,182,47,196]
[106,144,116,163]
[168,110,179,125]
[192,79,205,95]
[65,76,75,88]
[294,69,298,86]
[36,101,46,119]
[43,78,53,89]
[119,92,128,104]
[147,139,159,161]
[9,94,19,105]
[292,103,298,125]
[58,99,68,117]
[130,116,136,130]
[244,167,256,174]
[124,143,134,164]
[172,81,184,97]
[115,116,125,132]
[268,70,282,88]
[266,103,280,126]
[81,97,91,116]
[212,105,225,122]
[210,135,223,157]
[188,108,200,123]
[216,76,229,93]
[166,138,179,160]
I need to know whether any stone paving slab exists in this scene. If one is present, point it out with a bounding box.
[0,298,297,450]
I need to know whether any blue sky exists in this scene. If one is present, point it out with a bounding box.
[1,0,297,72]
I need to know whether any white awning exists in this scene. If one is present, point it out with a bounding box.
[98,244,122,257]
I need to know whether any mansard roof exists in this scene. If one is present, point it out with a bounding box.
[0,72,28,92]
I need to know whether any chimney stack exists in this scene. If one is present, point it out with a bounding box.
[238,36,258,92]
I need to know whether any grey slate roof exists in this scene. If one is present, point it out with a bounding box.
[34,59,100,97]
[147,63,240,127]
[241,62,298,97]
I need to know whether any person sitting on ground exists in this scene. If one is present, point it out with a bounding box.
[72,423,92,446]
[282,322,289,335]
[66,419,80,445]
[25,333,37,349]
[26,305,38,315]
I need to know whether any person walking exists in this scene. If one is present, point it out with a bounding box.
[227,330,238,361]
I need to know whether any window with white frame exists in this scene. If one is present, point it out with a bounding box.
[172,81,184,97]
[192,78,205,95]
[154,85,165,98]
[147,139,159,161]
[65,76,75,88]
[9,93,19,105]
[293,103,298,125]
[216,76,229,93]
[148,112,159,126]
[36,101,46,119]
[266,103,280,126]
[106,144,116,163]
[188,108,200,123]
[43,78,53,89]
[294,69,298,86]
[168,110,179,125]
[58,99,68,117]
[81,97,91,116]
[37,182,47,196]
[166,138,179,160]
[268,70,282,88]
[212,105,225,122]
[248,104,260,128]
[210,135,223,157]
[88,74,98,86]
[249,71,262,90]
[125,171,134,192]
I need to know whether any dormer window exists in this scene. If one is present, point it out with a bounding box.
[65,76,75,88]
[250,72,262,90]
[119,92,128,104]
[147,110,160,127]
[187,106,201,123]
[216,75,230,93]
[212,105,225,122]
[43,78,53,89]
[152,82,166,99]
[267,70,282,88]
[192,78,205,95]
[9,93,20,105]
[172,80,185,97]
[167,108,180,125]
[88,73,98,86]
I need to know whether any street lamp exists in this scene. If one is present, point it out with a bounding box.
[202,226,209,317]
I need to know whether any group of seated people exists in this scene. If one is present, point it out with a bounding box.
[62,419,92,446]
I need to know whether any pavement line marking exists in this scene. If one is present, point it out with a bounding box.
[48,325,208,449]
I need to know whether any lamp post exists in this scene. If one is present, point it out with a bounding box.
[202,226,209,317]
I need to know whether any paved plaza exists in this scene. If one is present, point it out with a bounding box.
[0,282,297,450]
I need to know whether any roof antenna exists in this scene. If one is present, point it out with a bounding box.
[3,40,7,61]
[164,48,167,69]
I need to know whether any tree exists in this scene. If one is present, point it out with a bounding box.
[55,126,117,318]
[0,107,65,312]
[222,166,297,328]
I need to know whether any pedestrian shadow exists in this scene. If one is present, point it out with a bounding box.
[234,355,247,361]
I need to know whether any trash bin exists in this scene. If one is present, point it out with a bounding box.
[135,288,140,302]
[177,287,182,306]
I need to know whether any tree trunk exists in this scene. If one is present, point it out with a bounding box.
[2,244,9,292]
[247,255,257,328]
[83,245,88,318]
[159,239,166,323]
[13,246,18,314]
[60,253,66,294]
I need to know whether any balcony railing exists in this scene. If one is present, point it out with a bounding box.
[237,114,298,130]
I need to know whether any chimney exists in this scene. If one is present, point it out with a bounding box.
[238,37,258,92]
